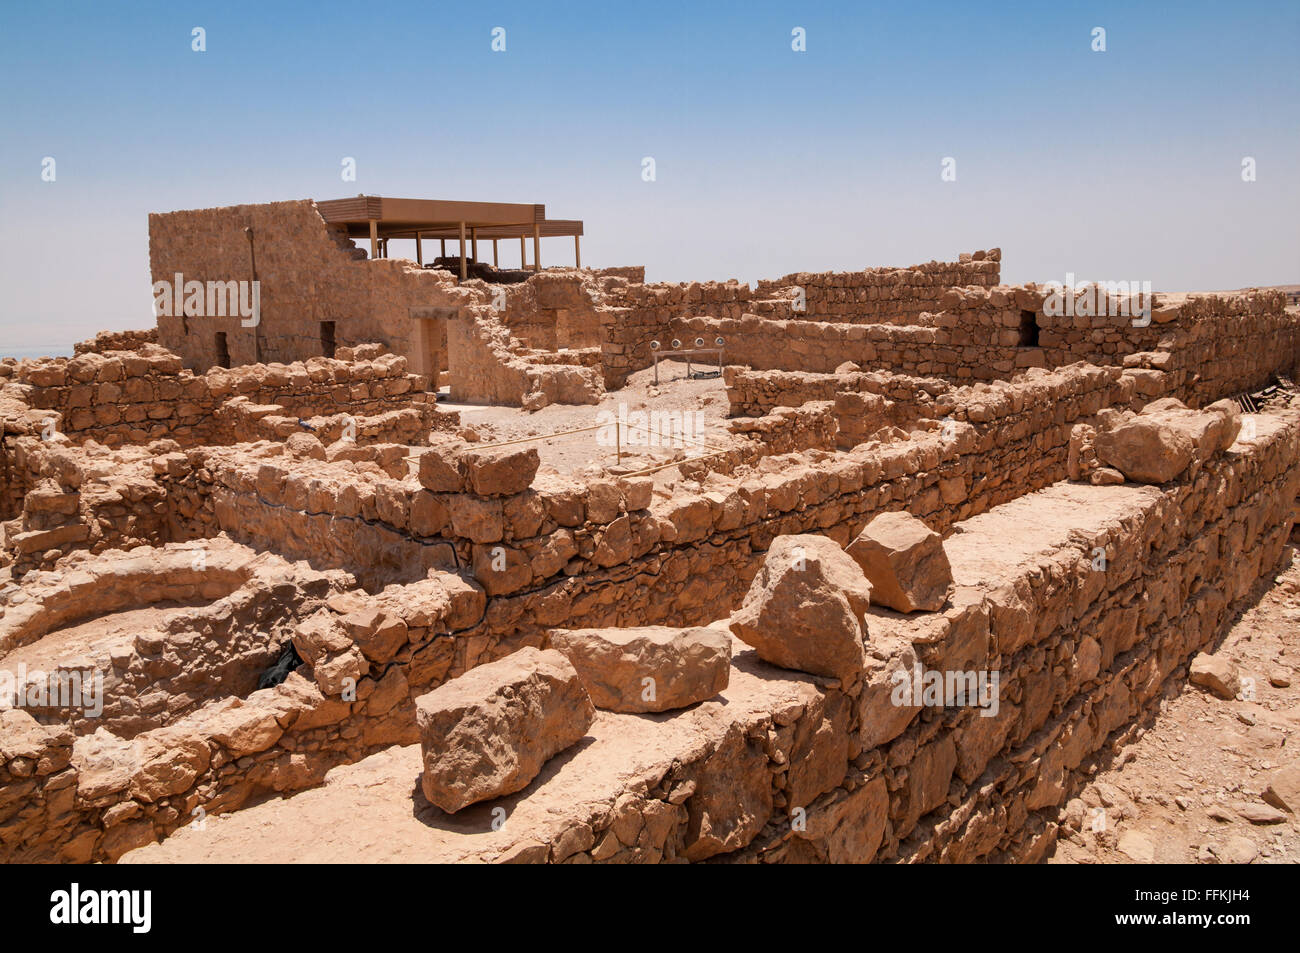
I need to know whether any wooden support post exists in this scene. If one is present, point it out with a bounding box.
[471,228,478,263]
[575,235,581,269]
[441,239,446,258]
[493,239,499,268]
[458,221,467,281]
[520,235,526,268]
[533,223,541,272]
[369,220,378,260]
[416,232,423,266]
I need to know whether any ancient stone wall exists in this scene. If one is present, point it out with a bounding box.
[943,286,1299,404]
[0,541,347,738]
[8,346,436,449]
[4,409,1292,863]
[148,200,473,372]
[73,329,158,355]
[0,569,490,862]
[495,272,606,352]
[724,366,953,422]
[137,365,1136,624]
[599,279,756,389]
[675,289,1298,402]
[447,306,603,408]
[752,249,1001,325]
[537,418,1298,864]
[1,431,431,577]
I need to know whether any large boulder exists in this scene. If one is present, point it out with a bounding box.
[414,647,595,813]
[1096,404,1239,485]
[729,534,870,684]
[1094,414,1196,484]
[459,446,540,496]
[846,512,952,613]
[548,625,730,712]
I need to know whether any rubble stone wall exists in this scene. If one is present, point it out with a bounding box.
[752,250,1001,325]
[74,329,158,355]
[675,289,1298,401]
[725,367,953,422]
[1,438,422,577]
[182,366,1135,623]
[752,418,1299,863]
[496,272,606,351]
[541,417,1299,864]
[448,306,603,408]
[0,570,491,863]
[947,287,1299,404]
[0,541,346,739]
[4,412,1292,864]
[9,348,434,448]
[599,280,758,389]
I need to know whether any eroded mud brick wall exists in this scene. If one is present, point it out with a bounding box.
[149,200,471,371]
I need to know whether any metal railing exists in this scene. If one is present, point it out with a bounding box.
[649,336,726,385]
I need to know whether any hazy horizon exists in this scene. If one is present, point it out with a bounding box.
[3,0,1298,355]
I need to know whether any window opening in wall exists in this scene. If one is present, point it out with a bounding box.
[215,332,230,368]
[1018,309,1039,347]
[320,321,337,358]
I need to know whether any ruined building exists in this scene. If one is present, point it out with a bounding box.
[0,196,1297,863]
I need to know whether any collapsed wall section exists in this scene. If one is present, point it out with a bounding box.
[447,306,604,408]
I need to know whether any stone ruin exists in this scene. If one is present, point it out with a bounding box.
[1,198,1299,863]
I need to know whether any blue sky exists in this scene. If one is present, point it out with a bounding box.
[2,0,1297,353]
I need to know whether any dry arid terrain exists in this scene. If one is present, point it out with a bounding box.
[1050,559,1300,865]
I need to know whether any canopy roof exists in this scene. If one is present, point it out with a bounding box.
[316,195,581,240]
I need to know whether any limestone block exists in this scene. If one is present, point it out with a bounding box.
[729,534,869,684]
[846,511,952,613]
[548,625,730,712]
[415,647,595,813]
